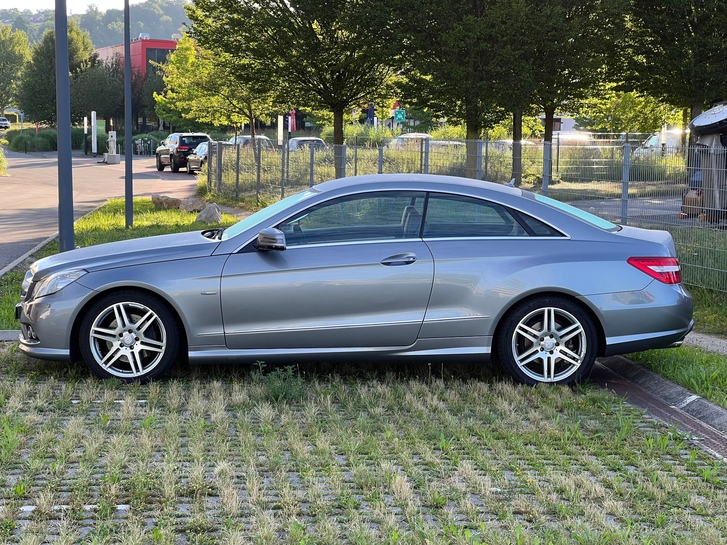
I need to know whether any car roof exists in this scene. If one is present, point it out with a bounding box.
[315,173,522,197]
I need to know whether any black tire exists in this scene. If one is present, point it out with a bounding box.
[78,290,181,383]
[156,154,165,171]
[497,296,598,386]
[187,161,194,175]
[171,155,180,172]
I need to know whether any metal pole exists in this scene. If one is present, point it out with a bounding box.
[621,143,631,225]
[216,142,223,193]
[55,0,74,251]
[542,142,552,196]
[124,0,133,228]
[235,142,241,200]
[340,145,347,178]
[475,139,482,180]
[378,147,383,174]
[423,139,430,174]
[309,145,315,187]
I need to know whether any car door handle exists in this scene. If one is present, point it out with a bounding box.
[381,253,417,266]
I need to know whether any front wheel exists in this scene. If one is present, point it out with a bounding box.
[78,290,180,382]
[497,296,598,386]
[156,155,165,171]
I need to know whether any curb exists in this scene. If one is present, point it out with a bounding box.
[597,355,727,434]
[0,331,18,342]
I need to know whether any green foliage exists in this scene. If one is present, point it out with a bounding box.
[154,34,275,130]
[621,1,727,111]
[0,23,30,114]
[319,124,397,147]
[16,21,95,125]
[251,363,307,403]
[575,87,683,133]
[0,143,6,174]
[187,0,399,146]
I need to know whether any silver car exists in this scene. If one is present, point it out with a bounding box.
[16,174,693,385]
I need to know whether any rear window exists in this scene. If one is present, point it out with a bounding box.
[534,194,618,230]
[181,136,208,146]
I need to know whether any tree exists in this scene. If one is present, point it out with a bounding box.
[0,23,30,115]
[574,87,682,134]
[71,55,124,127]
[187,0,399,175]
[154,35,275,131]
[17,21,95,125]
[620,1,727,128]
[522,0,625,142]
[398,0,534,176]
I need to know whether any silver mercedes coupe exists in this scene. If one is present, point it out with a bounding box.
[16,174,693,385]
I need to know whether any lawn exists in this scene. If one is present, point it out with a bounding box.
[0,198,726,543]
[0,353,725,544]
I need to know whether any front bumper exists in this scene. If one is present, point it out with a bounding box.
[16,282,95,363]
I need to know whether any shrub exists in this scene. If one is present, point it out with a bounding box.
[0,145,6,174]
[35,129,58,151]
[9,134,34,152]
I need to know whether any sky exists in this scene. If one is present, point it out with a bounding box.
[6,0,147,16]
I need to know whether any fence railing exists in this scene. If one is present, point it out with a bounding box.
[206,138,727,293]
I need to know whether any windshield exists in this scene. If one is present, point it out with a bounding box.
[221,189,320,240]
[534,194,618,231]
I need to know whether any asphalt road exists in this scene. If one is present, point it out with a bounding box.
[0,148,200,271]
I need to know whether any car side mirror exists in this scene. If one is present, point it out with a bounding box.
[256,228,286,251]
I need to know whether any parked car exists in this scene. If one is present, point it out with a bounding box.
[0,116,10,130]
[227,134,275,151]
[156,133,211,172]
[186,141,209,174]
[288,136,327,152]
[385,132,432,150]
[16,174,692,385]
[632,129,686,157]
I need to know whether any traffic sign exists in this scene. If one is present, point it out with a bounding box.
[394,109,406,122]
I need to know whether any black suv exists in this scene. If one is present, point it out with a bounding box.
[156,132,211,172]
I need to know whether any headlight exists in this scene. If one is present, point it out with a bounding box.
[33,269,88,298]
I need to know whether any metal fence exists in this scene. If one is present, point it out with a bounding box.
[206,137,727,293]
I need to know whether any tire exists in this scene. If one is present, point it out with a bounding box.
[171,155,180,172]
[497,296,598,386]
[78,290,181,383]
[156,154,165,171]
[187,161,194,175]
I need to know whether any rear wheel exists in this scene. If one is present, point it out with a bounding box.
[497,296,598,386]
[171,155,180,172]
[156,155,164,171]
[78,290,180,383]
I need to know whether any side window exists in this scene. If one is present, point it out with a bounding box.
[423,194,527,237]
[278,191,426,246]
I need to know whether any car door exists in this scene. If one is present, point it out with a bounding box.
[220,191,434,349]
[418,192,564,339]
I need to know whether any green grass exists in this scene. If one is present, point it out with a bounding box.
[0,198,239,329]
[0,353,725,543]
[2,199,727,541]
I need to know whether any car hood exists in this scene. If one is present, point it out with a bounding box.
[31,231,219,280]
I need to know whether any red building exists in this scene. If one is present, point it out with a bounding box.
[96,36,178,79]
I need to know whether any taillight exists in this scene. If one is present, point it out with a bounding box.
[627,257,681,284]
[177,145,190,152]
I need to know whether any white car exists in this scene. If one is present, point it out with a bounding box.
[0,117,10,130]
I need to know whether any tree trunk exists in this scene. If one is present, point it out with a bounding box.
[512,109,523,186]
[543,107,555,142]
[333,107,344,179]
[465,111,481,179]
